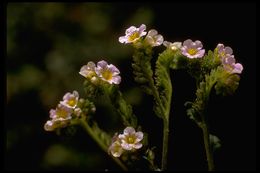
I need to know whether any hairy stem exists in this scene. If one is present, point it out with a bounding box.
[79,119,128,171]
[201,123,215,171]
[161,118,169,170]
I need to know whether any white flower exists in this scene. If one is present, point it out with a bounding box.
[95,60,121,84]
[109,140,124,157]
[119,24,147,44]
[118,127,143,151]
[79,61,96,79]
[145,29,164,47]
[163,41,182,51]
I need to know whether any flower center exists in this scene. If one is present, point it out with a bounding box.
[127,136,135,144]
[56,108,69,118]
[187,48,198,55]
[102,70,113,80]
[128,32,140,42]
[67,99,76,107]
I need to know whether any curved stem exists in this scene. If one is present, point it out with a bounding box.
[79,119,128,171]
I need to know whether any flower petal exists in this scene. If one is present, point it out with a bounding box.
[124,126,135,135]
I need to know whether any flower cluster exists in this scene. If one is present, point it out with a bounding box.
[108,127,144,157]
[119,24,164,47]
[44,91,82,131]
[79,60,121,85]
[216,44,243,74]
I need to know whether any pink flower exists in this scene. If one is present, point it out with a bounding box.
[216,43,243,74]
[60,91,79,109]
[118,127,143,151]
[95,60,121,84]
[119,24,147,44]
[222,54,243,74]
[44,104,73,131]
[181,39,205,58]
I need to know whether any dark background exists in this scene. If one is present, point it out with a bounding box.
[5,2,256,170]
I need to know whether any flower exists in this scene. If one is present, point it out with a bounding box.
[108,134,124,157]
[60,91,79,109]
[222,54,243,74]
[44,104,73,131]
[119,24,147,44]
[216,43,233,58]
[95,60,121,84]
[181,39,205,58]
[118,126,143,151]
[216,43,243,74]
[79,61,96,79]
[163,41,182,51]
[145,29,164,47]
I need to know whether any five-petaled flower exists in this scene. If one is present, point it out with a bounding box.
[95,60,121,84]
[145,29,164,47]
[60,90,79,109]
[163,41,182,51]
[118,126,143,151]
[119,24,147,44]
[181,39,205,58]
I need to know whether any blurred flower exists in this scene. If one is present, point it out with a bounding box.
[222,54,243,74]
[181,39,205,58]
[74,107,82,117]
[44,104,73,131]
[119,24,147,44]
[144,29,163,47]
[163,41,182,51]
[95,60,121,84]
[216,43,233,58]
[79,61,96,79]
[118,127,143,151]
[109,140,124,157]
[60,91,79,109]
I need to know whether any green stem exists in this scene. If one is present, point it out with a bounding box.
[79,119,128,171]
[201,121,215,171]
[161,118,169,170]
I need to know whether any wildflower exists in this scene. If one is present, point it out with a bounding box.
[222,54,243,74]
[145,29,164,47]
[216,44,243,74]
[95,60,121,84]
[119,24,147,44]
[181,39,205,58]
[44,104,73,131]
[163,41,182,51]
[60,91,79,109]
[109,140,124,157]
[118,126,143,151]
[79,61,96,79]
[216,43,233,58]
